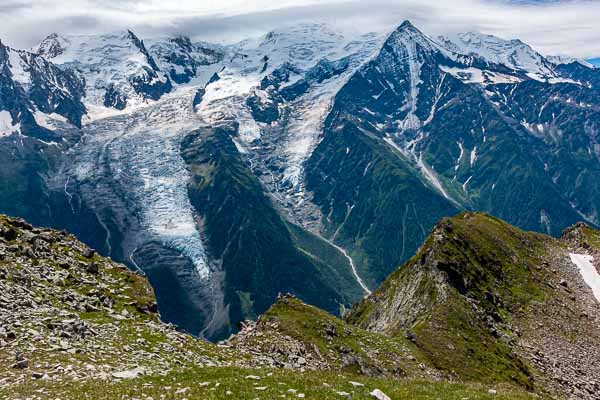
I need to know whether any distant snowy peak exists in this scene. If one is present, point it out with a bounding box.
[236,23,353,72]
[147,36,225,85]
[35,30,173,112]
[35,33,69,59]
[437,31,557,79]
[547,55,596,69]
[0,40,86,130]
[388,20,439,52]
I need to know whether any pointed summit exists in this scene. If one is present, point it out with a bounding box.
[36,33,69,59]
[384,20,439,57]
[397,20,418,31]
[391,20,427,38]
[385,20,439,53]
[125,29,160,71]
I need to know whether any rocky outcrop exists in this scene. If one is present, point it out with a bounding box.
[348,212,600,399]
[228,294,443,381]
[0,215,236,389]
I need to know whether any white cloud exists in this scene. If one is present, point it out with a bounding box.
[0,0,599,58]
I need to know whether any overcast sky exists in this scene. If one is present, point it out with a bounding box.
[1,0,598,58]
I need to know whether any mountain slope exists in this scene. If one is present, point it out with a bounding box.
[2,20,600,340]
[0,41,85,139]
[348,212,600,398]
[0,214,540,400]
[180,123,365,338]
[0,214,237,388]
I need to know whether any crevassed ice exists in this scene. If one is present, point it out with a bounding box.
[74,87,211,278]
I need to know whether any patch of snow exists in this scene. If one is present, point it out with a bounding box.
[540,210,551,234]
[470,146,478,167]
[569,253,600,303]
[417,152,454,202]
[0,111,20,137]
[462,175,473,192]
[232,138,249,154]
[33,111,69,130]
[526,72,582,85]
[440,66,522,85]
[455,141,464,171]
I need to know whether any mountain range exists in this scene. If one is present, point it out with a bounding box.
[0,21,599,341]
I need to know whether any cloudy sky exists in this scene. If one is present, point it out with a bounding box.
[1,0,599,58]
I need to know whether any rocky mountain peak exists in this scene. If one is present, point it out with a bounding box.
[169,35,193,51]
[35,33,69,58]
[396,20,419,33]
[387,19,437,50]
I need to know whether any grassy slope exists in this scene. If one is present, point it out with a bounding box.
[2,366,540,400]
[348,212,557,390]
[234,296,429,377]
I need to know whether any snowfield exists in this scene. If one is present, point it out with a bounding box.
[569,253,600,303]
[0,111,20,137]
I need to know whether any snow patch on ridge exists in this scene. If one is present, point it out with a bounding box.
[440,66,522,85]
[569,253,600,304]
[417,152,453,202]
[34,111,68,130]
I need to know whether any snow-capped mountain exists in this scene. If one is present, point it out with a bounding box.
[436,31,558,79]
[0,40,85,142]
[36,30,174,113]
[148,36,224,85]
[1,21,599,339]
[547,55,596,69]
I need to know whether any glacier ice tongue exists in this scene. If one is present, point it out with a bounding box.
[69,86,211,279]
